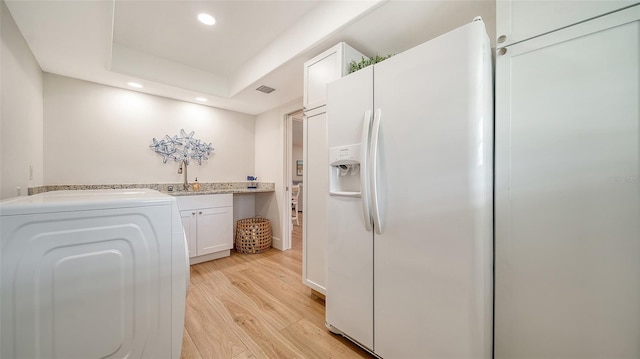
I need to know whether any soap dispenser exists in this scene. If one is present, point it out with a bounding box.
[193,177,200,191]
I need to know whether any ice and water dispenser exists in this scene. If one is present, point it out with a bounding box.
[329,144,362,196]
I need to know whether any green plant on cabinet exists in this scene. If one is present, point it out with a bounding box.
[348,54,394,73]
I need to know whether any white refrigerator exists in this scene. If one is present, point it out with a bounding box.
[325,19,493,358]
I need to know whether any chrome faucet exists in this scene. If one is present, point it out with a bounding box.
[178,160,188,191]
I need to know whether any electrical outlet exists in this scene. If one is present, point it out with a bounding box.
[29,165,33,180]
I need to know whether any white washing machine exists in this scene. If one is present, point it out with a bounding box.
[1,189,189,359]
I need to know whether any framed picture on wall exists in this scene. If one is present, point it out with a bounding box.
[296,160,303,176]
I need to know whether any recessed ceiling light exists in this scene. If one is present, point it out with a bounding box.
[195,97,208,102]
[197,13,216,26]
[127,82,143,89]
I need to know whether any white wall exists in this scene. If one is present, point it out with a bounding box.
[43,73,255,185]
[254,99,302,249]
[0,0,44,200]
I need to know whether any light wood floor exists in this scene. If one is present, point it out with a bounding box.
[180,212,373,358]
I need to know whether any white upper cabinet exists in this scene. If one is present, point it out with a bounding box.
[301,41,365,295]
[497,0,638,46]
[303,42,365,110]
[495,5,640,358]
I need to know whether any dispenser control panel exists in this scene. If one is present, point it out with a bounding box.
[329,144,362,196]
[329,144,360,166]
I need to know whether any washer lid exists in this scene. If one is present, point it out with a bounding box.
[0,189,173,216]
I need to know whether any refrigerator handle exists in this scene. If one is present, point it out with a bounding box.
[360,110,373,231]
[369,108,383,234]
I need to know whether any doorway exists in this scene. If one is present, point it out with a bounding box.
[290,111,304,249]
[283,109,304,250]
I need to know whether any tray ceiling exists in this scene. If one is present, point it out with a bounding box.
[5,0,495,115]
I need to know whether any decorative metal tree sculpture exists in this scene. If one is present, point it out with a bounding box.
[149,129,213,165]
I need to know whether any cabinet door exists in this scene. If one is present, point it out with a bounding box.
[302,106,328,294]
[304,47,342,110]
[495,7,640,359]
[180,210,197,258]
[196,207,233,256]
[303,43,365,110]
[496,0,637,46]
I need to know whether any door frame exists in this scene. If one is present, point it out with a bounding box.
[282,107,303,251]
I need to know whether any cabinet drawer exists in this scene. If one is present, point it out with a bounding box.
[176,194,232,210]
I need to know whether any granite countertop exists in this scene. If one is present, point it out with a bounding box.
[166,187,274,196]
[28,182,275,196]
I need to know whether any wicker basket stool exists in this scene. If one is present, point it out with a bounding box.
[235,217,272,254]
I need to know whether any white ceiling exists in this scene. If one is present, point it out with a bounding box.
[113,1,317,77]
[5,0,496,115]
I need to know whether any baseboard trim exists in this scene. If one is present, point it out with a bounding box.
[189,250,230,265]
[303,278,326,295]
[271,236,283,251]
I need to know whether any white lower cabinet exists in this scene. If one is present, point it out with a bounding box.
[177,194,233,264]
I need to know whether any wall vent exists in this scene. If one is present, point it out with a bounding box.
[256,85,276,94]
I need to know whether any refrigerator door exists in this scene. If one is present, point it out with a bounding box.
[326,66,375,350]
[495,6,640,359]
[372,20,493,358]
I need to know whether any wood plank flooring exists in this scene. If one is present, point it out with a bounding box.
[181,212,373,359]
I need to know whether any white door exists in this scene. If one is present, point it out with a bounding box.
[495,6,640,358]
[372,21,494,358]
[302,106,329,293]
[326,66,374,350]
